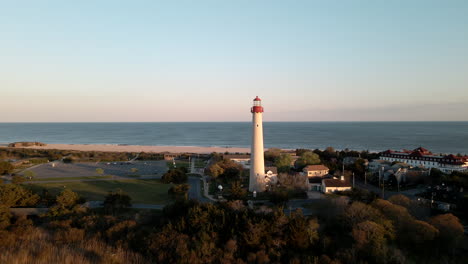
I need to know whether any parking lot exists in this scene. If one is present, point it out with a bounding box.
[22,160,169,179]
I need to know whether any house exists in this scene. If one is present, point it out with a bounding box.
[222,154,250,162]
[303,165,329,177]
[308,176,323,192]
[223,154,251,168]
[343,156,359,165]
[322,176,352,193]
[368,159,392,172]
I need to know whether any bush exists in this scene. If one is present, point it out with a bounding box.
[12,175,26,184]
[161,168,187,184]
[0,161,14,175]
[269,188,289,205]
[103,190,132,214]
[168,184,190,201]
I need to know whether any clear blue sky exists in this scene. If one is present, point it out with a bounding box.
[1,0,467,121]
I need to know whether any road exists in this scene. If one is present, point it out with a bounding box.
[24,175,161,184]
[188,176,211,202]
[354,180,425,199]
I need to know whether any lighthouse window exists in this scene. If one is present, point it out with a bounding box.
[256,124,259,127]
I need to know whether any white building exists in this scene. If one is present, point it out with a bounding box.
[380,147,468,173]
[303,164,329,177]
[322,176,352,193]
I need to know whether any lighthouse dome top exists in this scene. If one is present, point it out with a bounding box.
[253,96,261,101]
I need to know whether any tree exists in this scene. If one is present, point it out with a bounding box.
[295,151,321,169]
[264,148,282,162]
[295,149,312,156]
[103,189,132,214]
[162,168,188,184]
[12,175,26,184]
[48,189,82,216]
[207,164,224,178]
[275,154,292,173]
[23,170,36,180]
[429,213,464,251]
[388,194,411,208]
[95,168,104,175]
[352,220,388,260]
[0,161,14,175]
[228,181,247,200]
[287,213,319,250]
[0,184,39,207]
[56,188,80,208]
[168,184,190,201]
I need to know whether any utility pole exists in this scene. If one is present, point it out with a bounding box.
[382,180,385,199]
[352,172,355,188]
[381,166,385,199]
[364,172,367,185]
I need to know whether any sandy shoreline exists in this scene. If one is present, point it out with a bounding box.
[0,143,251,154]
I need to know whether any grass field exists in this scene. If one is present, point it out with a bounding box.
[166,160,206,169]
[23,179,173,204]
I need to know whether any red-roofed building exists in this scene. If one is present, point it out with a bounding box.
[380,147,468,173]
[303,164,329,177]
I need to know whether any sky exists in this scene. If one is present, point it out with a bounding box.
[1,0,468,122]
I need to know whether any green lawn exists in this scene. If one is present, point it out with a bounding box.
[167,160,206,169]
[167,161,189,169]
[23,179,173,204]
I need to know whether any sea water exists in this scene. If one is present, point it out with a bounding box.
[0,122,467,154]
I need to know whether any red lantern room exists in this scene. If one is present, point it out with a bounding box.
[251,96,264,113]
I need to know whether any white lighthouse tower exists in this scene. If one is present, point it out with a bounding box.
[249,96,266,192]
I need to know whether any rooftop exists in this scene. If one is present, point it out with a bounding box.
[323,178,351,188]
[304,165,329,171]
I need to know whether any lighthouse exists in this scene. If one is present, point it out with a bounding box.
[249,96,266,192]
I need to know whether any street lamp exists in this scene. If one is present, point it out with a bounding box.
[218,185,223,199]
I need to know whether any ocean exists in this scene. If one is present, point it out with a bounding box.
[0,122,467,154]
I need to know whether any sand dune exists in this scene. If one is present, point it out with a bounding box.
[4,143,251,154]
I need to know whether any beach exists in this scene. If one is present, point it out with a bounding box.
[1,143,251,154]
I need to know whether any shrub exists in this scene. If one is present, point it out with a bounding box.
[103,190,132,214]
[161,168,187,184]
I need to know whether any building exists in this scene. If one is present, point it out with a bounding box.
[249,96,266,192]
[380,147,468,173]
[322,176,352,193]
[303,164,329,177]
[303,165,329,192]
[223,154,251,168]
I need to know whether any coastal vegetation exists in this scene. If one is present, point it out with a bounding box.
[1,180,467,263]
[0,147,164,164]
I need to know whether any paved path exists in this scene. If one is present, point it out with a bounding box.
[24,175,161,184]
[188,176,213,202]
[85,201,165,210]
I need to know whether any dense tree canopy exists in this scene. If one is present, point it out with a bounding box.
[0,161,14,175]
[295,151,321,169]
[275,153,292,173]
